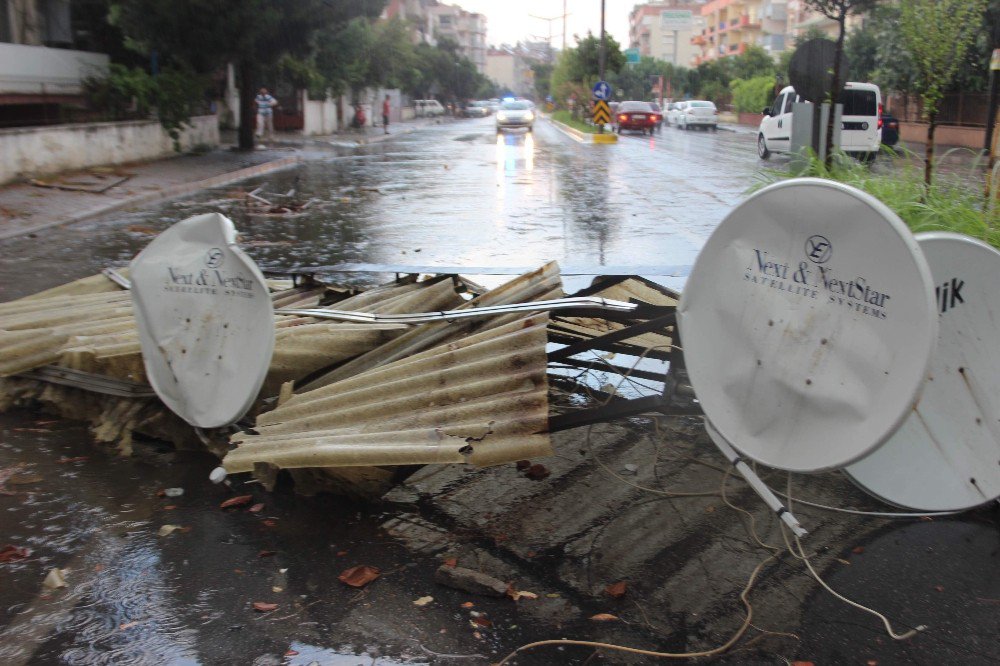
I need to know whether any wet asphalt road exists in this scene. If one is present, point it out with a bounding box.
[0,116,997,665]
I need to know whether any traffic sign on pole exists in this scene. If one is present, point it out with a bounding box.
[592,81,611,101]
[593,100,611,126]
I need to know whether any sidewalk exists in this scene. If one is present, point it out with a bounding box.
[0,116,448,242]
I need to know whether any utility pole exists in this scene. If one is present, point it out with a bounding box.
[529,10,568,58]
[563,0,567,51]
[599,0,606,82]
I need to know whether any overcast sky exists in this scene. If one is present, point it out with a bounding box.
[454,0,632,50]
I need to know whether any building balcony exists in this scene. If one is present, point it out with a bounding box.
[0,43,109,99]
[692,35,706,46]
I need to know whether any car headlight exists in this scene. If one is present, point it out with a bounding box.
[497,112,507,121]
[525,112,534,121]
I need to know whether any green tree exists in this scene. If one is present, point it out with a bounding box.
[730,75,778,113]
[731,44,775,80]
[900,0,989,185]
[803,0,879,165]
[114,0,384,150]
[531,62,554,100]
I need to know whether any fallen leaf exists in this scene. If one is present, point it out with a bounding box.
[163,487,184,498]
[338,565,380,588]
[470,616,493,628]
[119,621,139,630]
[220,495,253,509]
[791,662,815,666]
[525,464,550,480]
[852,546,865,555]
[866,660,878,666]
[934,585,945,592]
[162,505,177,511]
[157,524,183,537]
[8,473,43,485]
[258,550,276,558]
[545,593,560,599]
[605,581,627,598]
[336,551,348,556]
[248,503,265,513]
[506,584,539,601]
[57,456,88,464]
[43,568,68,590]
[836,558,851,565]
[0,544,32,562]
[589,613,619,622]
[443,557,458,568]
[262,520,277,528]
[413,596,434,607]
[285,650,299,657]
[515,460,531,470]
[461,602,475,608]
[252,602,278,612]
[272,586,283,593]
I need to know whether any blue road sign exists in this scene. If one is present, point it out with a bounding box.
[592,81,611,101]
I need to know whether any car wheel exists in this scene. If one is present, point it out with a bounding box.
[527,125,533,133]
[757,134,770,159]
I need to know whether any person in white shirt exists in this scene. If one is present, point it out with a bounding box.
[254,87,278,140]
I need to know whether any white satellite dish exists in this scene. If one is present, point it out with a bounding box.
[130,213,275,428]
[846,232,1000,511]
[678,179,938,472]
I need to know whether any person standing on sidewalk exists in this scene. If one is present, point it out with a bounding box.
[382,94,391,134]
[255,87,278,142]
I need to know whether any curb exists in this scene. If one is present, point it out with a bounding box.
[0,156,301,242]
[546,117,617,144]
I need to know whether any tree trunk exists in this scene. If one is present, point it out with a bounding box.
[825,10,847,168]
[237,61,257,151]
[925,110,936,189]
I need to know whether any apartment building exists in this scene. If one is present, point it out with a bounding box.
[629,2,707,67]
[485,47,535,97]
[786,0,865,42]
[383,0,487,74]
[691,0,790,64]
[0,0,109,127]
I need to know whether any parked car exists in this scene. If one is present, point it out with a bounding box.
[648,102,664,132]
[757,82,882,161]
[675,100,718,130]
[495,99,535,132]
[614,101,660,135]
[665,101,686,127]
[881,111,899,147]
[414,99,446,117]
[463,101,491,118]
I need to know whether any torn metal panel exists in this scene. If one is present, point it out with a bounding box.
[298,261,563,391]
[224,313,551,472]
[550,276,679,359]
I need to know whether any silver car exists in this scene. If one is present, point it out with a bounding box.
[495,100,534,132]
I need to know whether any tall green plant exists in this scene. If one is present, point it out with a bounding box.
[899,0,989,186]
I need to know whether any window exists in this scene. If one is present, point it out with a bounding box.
[782,93,795,114]
[841,89,876,116]
[0,0,10,43]
[771,93,784,117]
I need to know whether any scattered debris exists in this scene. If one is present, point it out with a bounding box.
[524,464,551,480]
[43,568,69,590]
[589,613,619,622]
[252,602,278,612]
[605,581,627,598]
[413,596,434,607]
[0,545,32,562]
[157,524,184,537]
[220,495,254,509]
[163,487,184,498]
[434,565,508,597]
[339,565,380,588]
[506,585,538,601]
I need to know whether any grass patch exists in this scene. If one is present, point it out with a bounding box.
[753,148,1000,249]
[551,110,600,135]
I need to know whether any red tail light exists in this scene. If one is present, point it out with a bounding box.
[618,114,627,121]
[877,102,883,129]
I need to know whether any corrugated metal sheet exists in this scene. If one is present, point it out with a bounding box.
[224,313,552,472]
[550,276,678,357]
[299,261,563,391]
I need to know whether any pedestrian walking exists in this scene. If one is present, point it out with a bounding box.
[254,87,278,142]
[382,94,391,134]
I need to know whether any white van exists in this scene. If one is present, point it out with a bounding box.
[414,99,446,117]
[757,82,882,161]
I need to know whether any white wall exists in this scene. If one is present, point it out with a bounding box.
[0,115,219,185]
[0,43,109,95]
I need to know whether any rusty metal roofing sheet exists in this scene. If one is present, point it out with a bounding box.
[224,312,552,472]
[298,261,563,391]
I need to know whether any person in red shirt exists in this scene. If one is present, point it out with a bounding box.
[382,94,390,134]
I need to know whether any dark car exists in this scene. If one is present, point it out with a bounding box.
[881,111,899,147]
[614,101,660,135]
